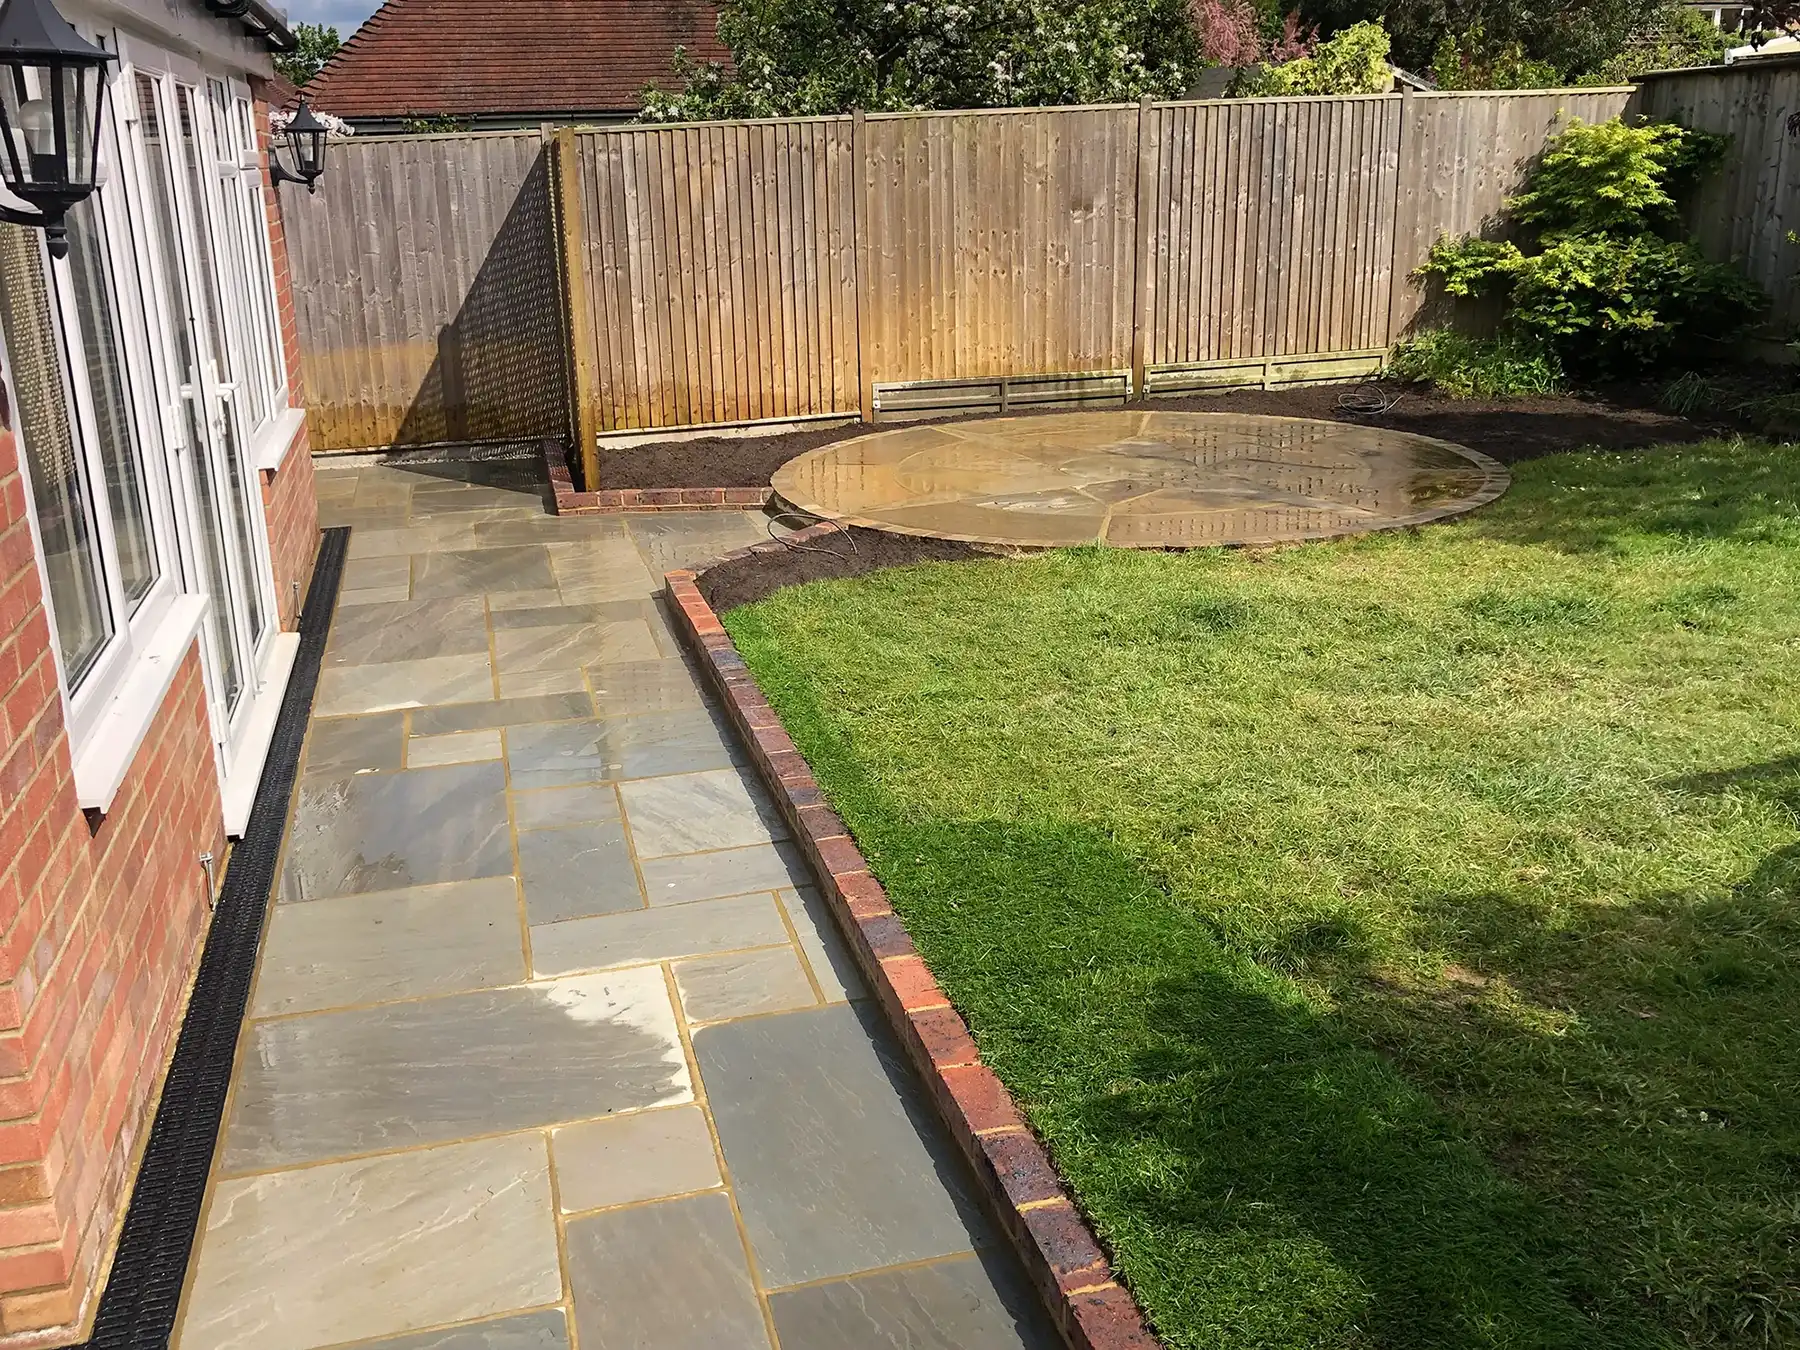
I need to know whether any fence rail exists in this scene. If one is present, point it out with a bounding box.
[288,87,1655,458]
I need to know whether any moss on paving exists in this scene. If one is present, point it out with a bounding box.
[725,439,1800,1350]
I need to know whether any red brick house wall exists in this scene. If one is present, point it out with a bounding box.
[0,418,225,1343]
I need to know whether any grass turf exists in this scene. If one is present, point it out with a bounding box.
[724,439,1800,1350]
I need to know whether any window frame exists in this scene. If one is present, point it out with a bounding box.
[3,37,187,753]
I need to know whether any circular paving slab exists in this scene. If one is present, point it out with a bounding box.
[771,410,1510,549]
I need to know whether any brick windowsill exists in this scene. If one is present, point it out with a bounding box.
[664,525,1161,1350]
[544,441,774,515]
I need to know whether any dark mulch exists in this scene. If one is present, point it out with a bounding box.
[600,385,1714,489]
[696,527,993,613]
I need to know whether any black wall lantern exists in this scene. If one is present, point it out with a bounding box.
[270,99,328,193]
[0,0,114,258]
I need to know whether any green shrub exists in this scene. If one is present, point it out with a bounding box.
[1238,20,1392,95]
[1414,117,1762,380]
[1506,116,1726,236]
[1430,25,1561,89]
[1389,330,1565,397]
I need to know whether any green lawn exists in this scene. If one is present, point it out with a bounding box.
[725,439,1800,1350]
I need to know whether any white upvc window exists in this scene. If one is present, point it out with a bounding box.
[0,48,204,808]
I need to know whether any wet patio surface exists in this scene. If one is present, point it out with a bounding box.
[772,409,1510,547]
[174,458,1056,1350]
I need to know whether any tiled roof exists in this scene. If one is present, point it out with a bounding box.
[305,0,729,120]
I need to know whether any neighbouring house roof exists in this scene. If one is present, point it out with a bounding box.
[305,0,728,123]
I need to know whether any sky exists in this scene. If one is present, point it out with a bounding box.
[283,0,384,35]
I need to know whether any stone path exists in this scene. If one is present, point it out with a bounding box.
[171,457,1056,1350]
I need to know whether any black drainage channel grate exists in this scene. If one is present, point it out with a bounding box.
[79,525,349,1349]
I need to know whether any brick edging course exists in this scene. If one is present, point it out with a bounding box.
[664,532,1161,1350]
[544,440,774,515]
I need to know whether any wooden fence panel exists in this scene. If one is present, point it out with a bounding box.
[1145,95,1402,366]
[1389,89,1635,333]
[571,118,860,432]
[1633,65,1800,330]
[283,130,568,451]
[858,106,1142,387]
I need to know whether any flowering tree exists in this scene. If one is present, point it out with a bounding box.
[639,0,1202,120]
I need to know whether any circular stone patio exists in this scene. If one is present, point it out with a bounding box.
[770,410,1510,548]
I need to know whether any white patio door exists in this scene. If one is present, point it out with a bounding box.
[117,53,282,812]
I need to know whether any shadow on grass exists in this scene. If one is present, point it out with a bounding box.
[854,802,1796,1350]
[1461,440,1800,555]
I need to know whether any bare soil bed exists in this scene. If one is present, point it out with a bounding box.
[600,385,1712,490]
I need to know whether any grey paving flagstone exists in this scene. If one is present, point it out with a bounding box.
[339,554,410,593]
[639,842,809,906]
[511,784,620,830]
[530,893,790,978]
[505,711,737,789]
[410,692,591,736]
[498,669,589,699]
[487,600,647,630]
[303,712,405,780]
[344,1310,570,1350]
[695,1003,985,1287]
[281,763,512,902]
[551,1104,721,1213]
[181,1135,561,1350]
[326,597,489,667]
[779,887,868,1003]
[586,658,706,717]
[493,620,659,674]
[674,947,819,1024]
[767,1252,1056,1349]
[252,877,523,1018]
[565,1192,769,1350]
[517,822,642,924]
[413,546,556,598]
[620,768,789,859]
[408,728,503,767]
[314,654,496,717]
[221,968,690,1171]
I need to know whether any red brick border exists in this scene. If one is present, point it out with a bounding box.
[543,440,774,516]
[664,529,1161,1350]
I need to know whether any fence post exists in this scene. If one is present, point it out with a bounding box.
[852,108,874,423]
[1131,95,1156,401]
[1384,84,1419,348]
[554,126,603,488]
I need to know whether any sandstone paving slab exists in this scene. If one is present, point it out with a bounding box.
[767,1251,1057,1349]
[586,658,706,717]
[281,763,512,902]
[252,877,523,1018]
[517,822,643,925]
[551,1104,721,1213]
[179,1135,561,1350]
[315,653,495,717]
[777,887,868,1004]
[511,784,620,830]
[694,1003,986,1287]
[344,1310,570,1350]
[413,546,556,598]
[530,893,789,978]
[302,712,405,781]
[493,619,659,674]
[565,1192,769,1350]
[326,597,489,667]
[639,841,808,907]
[410,692,592,736]
[506,711,737,790]
[620,768,789,859]
[674,946,819,1024]
[408,729,503,768]
[220,968,691,1171]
